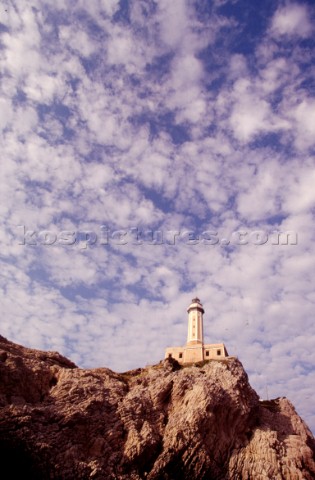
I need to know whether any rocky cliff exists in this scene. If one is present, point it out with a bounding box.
[0,335,314,479]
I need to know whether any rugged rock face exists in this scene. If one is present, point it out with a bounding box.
[0,335,314,479]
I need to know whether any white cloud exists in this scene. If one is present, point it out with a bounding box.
[283,167,315,214]
[271,3,313,38]
[13,105,38,136]
[0,98,13,130]
[259,57,299,94]
[235,156,289,220]
[157,0,189,49]
[1,13,41,77]
[98,0,120,17]
[228,77,290,142]
[171,53,204,88]
[229,54,248,79]
[166,54,206,124]
[230,96,271,142]
[106,29,134,65]
[59,28,96,57]
[287,99,315,150]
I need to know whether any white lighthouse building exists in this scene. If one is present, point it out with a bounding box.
[165,298,228,364]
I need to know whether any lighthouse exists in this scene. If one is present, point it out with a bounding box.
[187,297,204,345]
[165,298,228,364]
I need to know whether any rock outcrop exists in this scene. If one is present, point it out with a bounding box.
[0,335,314,479]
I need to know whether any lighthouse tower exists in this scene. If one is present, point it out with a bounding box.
[164,297,229,364]
[187,297,204,345]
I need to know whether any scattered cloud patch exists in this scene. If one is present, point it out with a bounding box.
[270,3,313,38]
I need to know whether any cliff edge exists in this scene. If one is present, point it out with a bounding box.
[0,335,314,479]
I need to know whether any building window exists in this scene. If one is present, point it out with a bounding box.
[217,350,221,356]
[179,352,183,359]
[205,351,209,357]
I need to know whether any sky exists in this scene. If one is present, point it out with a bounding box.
[1,0,315,432]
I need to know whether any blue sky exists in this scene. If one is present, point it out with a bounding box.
[1,0,315,432]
